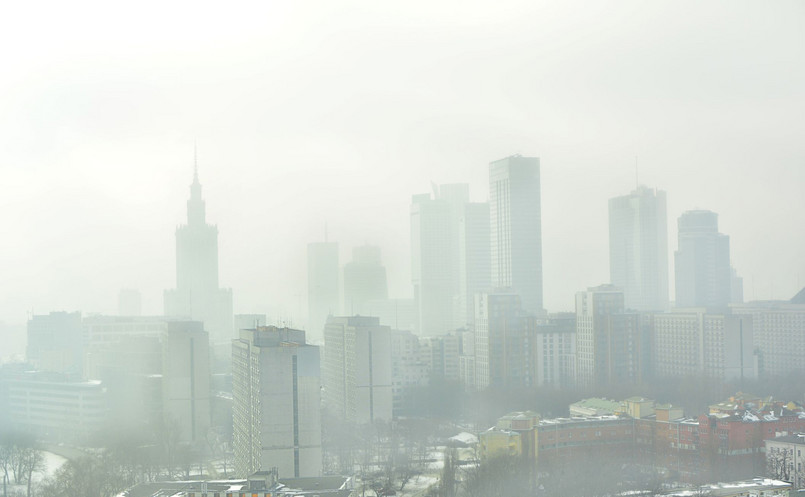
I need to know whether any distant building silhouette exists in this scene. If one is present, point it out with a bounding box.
[609,186,669,311]
[164,166,233,344]
[232,326,322,478]
[489,155,544,314]
[674,210,732,308]
[411,184,469,335]
[307,241,339,342]
[26,311,83,376]
[118,288,142,316]
[342,244,388,315]
[458,202,491,327]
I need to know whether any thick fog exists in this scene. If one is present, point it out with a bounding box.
[1,0,803,342]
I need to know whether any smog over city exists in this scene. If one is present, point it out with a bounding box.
[1,1,804,496]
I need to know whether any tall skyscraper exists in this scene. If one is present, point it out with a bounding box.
[164,166,233,345]
[674,210,732,308]
[608,186,669,311]
[342,244,388,315]
[489,155,543,314]
[411,183,469,335]
[232,327,322,478]
[307,241,339,342]
[458,202,491,327]
[323,316,392,424]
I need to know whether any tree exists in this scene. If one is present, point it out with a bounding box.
[19,448,46,497]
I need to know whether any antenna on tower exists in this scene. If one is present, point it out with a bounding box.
[193,140,199,181]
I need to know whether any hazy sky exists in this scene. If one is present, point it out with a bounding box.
[1,0,803,329]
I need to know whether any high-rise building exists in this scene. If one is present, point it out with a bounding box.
[575,285,645,388]
[674,210,732,308]
[533,313,576,388]
[458,202,491,327]
[307,241,339,343]
[322,316,392,424]
[232,327,322,478]
[653,309,755,380]
[26,311,83,376]
[411,184,469,335]
[342,244,388,315]
[162,321,211,445]
[609,186,669,311]
[733,297,805,378]
[489,155,543,314]
[390,329,429,417]
[164,166,233,345]
[474,292,535,390]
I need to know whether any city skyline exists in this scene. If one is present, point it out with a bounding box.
[1,1,803,332]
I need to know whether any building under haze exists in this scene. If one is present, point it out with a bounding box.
[342,244,388,315]
[608,186,669,311]
[575,285,645,388]
[26,311,84,377]
[489,155,544,315]
[164,167,233,345]
[323,316,392,424]
[653,308,755,380]
[307,241,339,342]
[410,183,469,335]
[161,321,211,445]
[458,202,492,327]
[674,210,732,308]
[232,327,322,478]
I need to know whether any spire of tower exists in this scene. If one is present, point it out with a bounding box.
[193,141,199,185]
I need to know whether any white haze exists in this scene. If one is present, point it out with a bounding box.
[1,0,803,338]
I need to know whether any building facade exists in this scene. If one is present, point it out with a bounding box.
[342,244,388,316]
[232,327,322,478]
[674,210,732,308]
[489,155,543,315]
[164,167,233,345]
[323,316,392,424]
[608,186,669,311]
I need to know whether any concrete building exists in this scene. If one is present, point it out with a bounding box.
[410,183,468,335]
[474,292,536,390]
[26,311,83,376]
[732,299,805,378]
[575,285,645,388]
[458,202,491,327]
[162,321,211,445]
[653,309,755,380]
[420,334,460,381]
[674,210,732,308]
[489,155,543,315]
[0,370,108,444]
[608,186,669,311]
[533,313,576,388]
[307,241,339,343]
[390,329,429,416]
[164,167,233,345]
[342,244,388,316]
[323,316,392,424]
[765,433,805,489]
[232,327,322,478]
